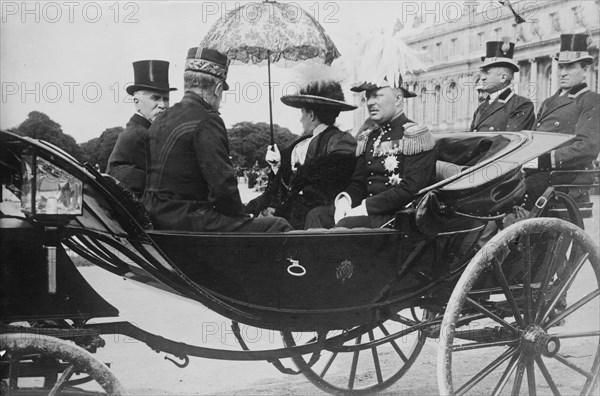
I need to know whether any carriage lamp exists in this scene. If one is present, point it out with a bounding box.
[20,154,83,217]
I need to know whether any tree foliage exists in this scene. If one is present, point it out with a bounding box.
[14,111,82,160]
[228,122,298,168]
[79,127,122,172]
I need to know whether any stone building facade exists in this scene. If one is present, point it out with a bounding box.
[353,0,600,132]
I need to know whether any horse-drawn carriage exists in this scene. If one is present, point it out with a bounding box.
[1,128,599,395]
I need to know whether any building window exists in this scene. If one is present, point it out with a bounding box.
[450,38,457,57]
[477,32,485,50]
[435,42,442,60]
[434,85,441,125]
[421,88,427,124]
[550,12,561,34]
[494,27,502,40]
[448,83,458,124]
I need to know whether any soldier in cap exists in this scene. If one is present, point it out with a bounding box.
[246,69,358,229]
[305,74,437,229]
[142,48,291,232]
[469,40,535,133]
[524,33,600,208]
[107,60,176,196]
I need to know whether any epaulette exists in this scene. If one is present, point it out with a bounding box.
[402,122,435,155]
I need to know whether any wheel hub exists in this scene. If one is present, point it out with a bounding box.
[521,325,560,357]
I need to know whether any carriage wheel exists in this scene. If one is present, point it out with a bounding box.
[281,309,429,395]
[1,333,126,395]
[438,218,600,395]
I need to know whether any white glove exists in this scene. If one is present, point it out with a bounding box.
[522,158,538,169]
[265,144,281,174]
[347,200,368,218]
[334,193,352,224]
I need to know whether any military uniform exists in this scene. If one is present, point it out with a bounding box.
[470,88,535,132]
[524,83,600,207]
[306,113,437,228]
[142,91,291,232]
[106,113,151,196]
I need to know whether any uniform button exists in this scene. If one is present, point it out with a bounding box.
[387,137,391,140]
[554,121,560,127]
[367,161,371,165]
[489,127,494,131]
[537,122,540,127]
[370,149,373,153]
[369,193,373,197]
[474,129,477,132]
[370,172,374,176]
[368,181,372,184]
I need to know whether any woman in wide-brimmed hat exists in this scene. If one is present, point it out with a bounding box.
[246,67,358,229]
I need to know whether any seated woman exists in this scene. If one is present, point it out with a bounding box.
[246,71,357,229]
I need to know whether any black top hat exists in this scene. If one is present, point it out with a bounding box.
[554,34,594,64]
[281,79,357,112]
[126,60,177,96]
[185,47,230,91]
[480,41,519,72]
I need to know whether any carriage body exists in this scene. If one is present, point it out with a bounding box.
[2,129,599,395]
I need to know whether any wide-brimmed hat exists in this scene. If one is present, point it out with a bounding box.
[185,47,230,90]
[554,34,594,65]
[480,40,519,72]
[126,60,177,95]
[351,77,417,98]
[281,79,357,112]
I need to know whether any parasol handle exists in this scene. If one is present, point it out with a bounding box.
[267,50,274,146]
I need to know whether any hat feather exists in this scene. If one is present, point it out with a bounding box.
[355,32,427,88]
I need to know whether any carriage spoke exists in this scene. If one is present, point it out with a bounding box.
[379,324,408,362]
[554,353,595,379]
[526,355,537,396]
[455,347,517,396]
[368,330,383,384]
[491,350,521,396]
[523,235,533,324]
[550,330,600,339]
[511,355,526,396]
[539,252,589,325]
[544,288,600,329]
[491,259,526,328]
[534,233,569,321]
[319,352,338,378]
[466,297,518,331]
[347,334,361,390]
[535,355,561,396]
[48,364,76,396]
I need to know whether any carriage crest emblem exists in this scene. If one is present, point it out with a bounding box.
[336,260,353,282]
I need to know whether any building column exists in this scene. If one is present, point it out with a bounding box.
[530,58,538,109]
[551,56,559,93]
[513,64,521,95]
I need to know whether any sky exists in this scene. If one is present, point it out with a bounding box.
[0,0,429,143]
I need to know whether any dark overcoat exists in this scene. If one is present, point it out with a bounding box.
[246,126,356,229]
[142,92,249,232]
[534,83,600,170]
[470,88,535,132]
[106,113,151,196]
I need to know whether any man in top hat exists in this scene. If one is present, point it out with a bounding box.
[524,33,600,208]
[469,40,535,133]
[305,75,437,229]
[107,60,175,196]
[245,70,358,229]
[141,47,291,233]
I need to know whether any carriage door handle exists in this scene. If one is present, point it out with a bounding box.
[286,258,306,276]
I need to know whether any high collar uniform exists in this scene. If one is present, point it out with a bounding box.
[106,113,152,196]
[343,113,437,227]
[142,92,248,232]
[533,83,600,170]
[470,87,535,132]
